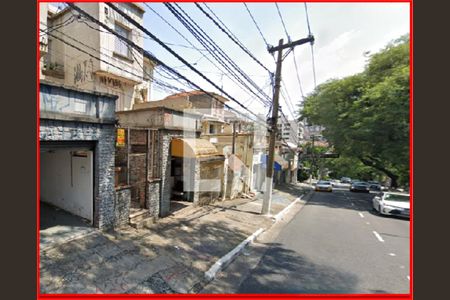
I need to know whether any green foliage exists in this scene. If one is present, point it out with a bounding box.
[300,35,410,187]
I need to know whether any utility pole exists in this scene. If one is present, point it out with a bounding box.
[232,121,236,154]
[309,134,315,184]
[262,35,315,215]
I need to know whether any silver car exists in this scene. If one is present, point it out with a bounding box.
[373,192,410,218]
[315,180,333,192]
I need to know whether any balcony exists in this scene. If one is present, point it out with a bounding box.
[42,61,65,80]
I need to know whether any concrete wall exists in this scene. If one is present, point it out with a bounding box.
[117,108,200,132]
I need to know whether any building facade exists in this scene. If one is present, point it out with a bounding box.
[40,81,118,230]
[40,2,155,112]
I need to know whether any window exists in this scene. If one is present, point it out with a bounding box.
[209,124,216,134]
[115,23,131,58]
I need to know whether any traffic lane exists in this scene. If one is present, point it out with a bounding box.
[237,190,409,293]
[345,191,410,280]
[343,190,410,259]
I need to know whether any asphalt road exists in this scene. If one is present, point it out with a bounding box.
[234,188,410,294]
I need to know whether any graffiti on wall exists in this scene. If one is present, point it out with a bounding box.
[74,59,94,85]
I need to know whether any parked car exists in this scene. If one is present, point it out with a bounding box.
[368,181,382,191]
[350,181,370,193]
[340,177,352,184]
[372,192,410,218]
[315,180,333,192]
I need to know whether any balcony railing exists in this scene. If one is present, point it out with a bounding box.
[42,61,65,79]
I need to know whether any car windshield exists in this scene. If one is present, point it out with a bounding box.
[384,194,409,202]
[318,181,330,185]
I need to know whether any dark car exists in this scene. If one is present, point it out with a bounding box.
[368,181,382,191]
[350,181,370,193]
[340,177,352,184]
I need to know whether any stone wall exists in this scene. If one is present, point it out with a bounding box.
[159,130,181,216]
[129,153,146,206]
[147,180,160,218]
[197,159,223,206]
[158,129,199,216]
[114,187,131,228]
[40,119,116,230]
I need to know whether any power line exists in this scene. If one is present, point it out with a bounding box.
[59,2,208,53]
[195,3,272,74]
[304,3,312,37]
[274,3,306,108]
[68,3,270,129]
[304,3,317,88]
[145,2,271,110]
[41,22,186,94]
[243,3,271,50]
[39,16,75,36]
[275,3,290,41]
[41,29,184,96]
[165,3,272,108]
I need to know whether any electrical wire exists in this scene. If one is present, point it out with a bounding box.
[304,3,317,88]
[41,29,184,96]
[275,3,291,41]
[69,3,270,129]
[165,3,272,108]
[243,3,271,50]
[145,2,271,110]
[195,3,272,74]
[40,23,186,94]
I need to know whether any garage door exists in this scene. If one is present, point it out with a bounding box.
[40,143,94,223]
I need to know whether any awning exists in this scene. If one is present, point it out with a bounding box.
[171,138,220,158]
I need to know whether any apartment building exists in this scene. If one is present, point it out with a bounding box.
[39,2,156,112]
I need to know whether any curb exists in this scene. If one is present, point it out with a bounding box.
[272,196,301,222]
[203,188,314,283]
[204,228,264,282]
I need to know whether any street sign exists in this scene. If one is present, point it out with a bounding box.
[116,128,125,147]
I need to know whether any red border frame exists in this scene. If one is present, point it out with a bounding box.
[37,1,413,299]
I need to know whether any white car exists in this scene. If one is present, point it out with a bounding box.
[372,192,410,218]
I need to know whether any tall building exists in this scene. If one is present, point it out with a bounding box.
[277,118,299,146]
[39,2,156,111]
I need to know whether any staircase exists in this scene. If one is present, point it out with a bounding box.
[129,208,155,229]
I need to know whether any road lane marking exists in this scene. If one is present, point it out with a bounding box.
[388,253,396,256]
[358,212,364,218]
[372,231,385,242]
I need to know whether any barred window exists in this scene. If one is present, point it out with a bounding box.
[114,23,131,58]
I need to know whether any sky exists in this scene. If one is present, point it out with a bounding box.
[141,2,410,121]
[49,2,410,121]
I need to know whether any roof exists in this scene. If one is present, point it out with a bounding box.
[171,138,222,158]
[164,90,230,103]
[274,154,289,170]
[116,106,202,119]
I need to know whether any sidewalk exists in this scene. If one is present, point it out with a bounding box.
[40,183,312,294]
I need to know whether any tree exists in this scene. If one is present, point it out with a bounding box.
[300,35,410,187]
